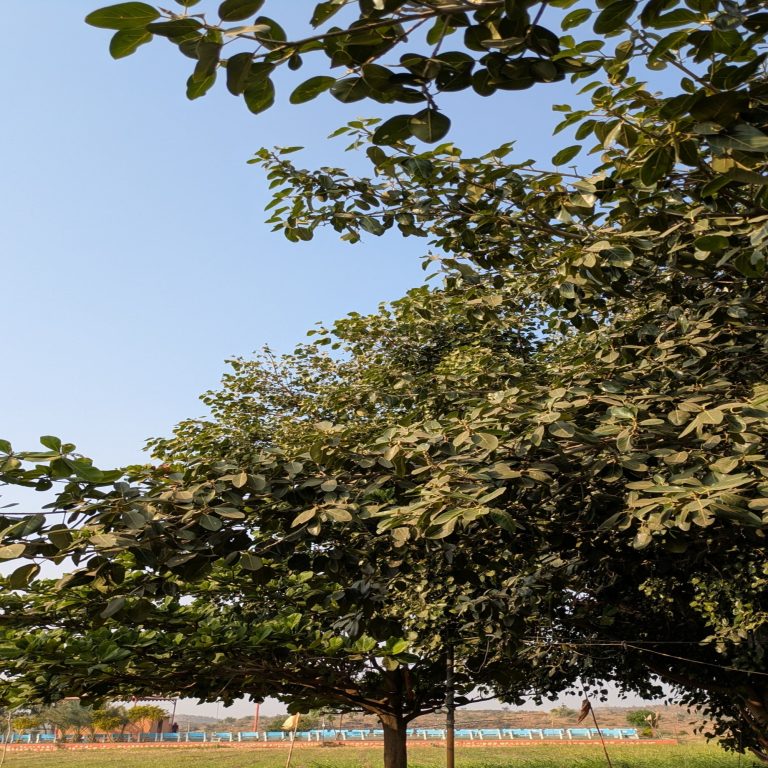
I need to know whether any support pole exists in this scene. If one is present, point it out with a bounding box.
[0,709,13,768]
[581,688,613,768]
[285,714,301,768]
[446,646,455,768]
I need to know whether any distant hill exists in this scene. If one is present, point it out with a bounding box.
[173,713,220,726]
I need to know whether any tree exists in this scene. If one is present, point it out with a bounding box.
[626,709,656,728]
[92,706,131,739]
[2,0,768,762]
[39,700,94,741]
[0,260,765,758]
[11,714,42,734]
[0,281,617,768]
[124,0,766,756]
[127,705,168,732]
[627,709,660,737]
[0,369,581,768]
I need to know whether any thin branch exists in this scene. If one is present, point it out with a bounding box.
[218,3,505,54]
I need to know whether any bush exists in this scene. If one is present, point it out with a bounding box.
[627,710,656,728]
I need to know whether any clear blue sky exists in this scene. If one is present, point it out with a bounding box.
[1,1,663,718]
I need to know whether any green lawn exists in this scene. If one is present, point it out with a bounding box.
[0,744,762,768]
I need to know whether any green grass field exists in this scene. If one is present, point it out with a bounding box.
[0,744,762,768]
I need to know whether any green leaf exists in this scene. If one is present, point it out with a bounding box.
[427,518,457,539]
[218,0,265,22]
[7,563,40,589]
[632,530,652,549]
[85,3,160,30]
[239,552,263,570]
[487,463,521,480]
[199,514,223,531]
[362,63,396,91]
[109,28,153,58]
[325,508,353,522]
[593,0,637,34]
[529,26,561,57]
[146,18,202,38]
[122,509,147,528]
[289,76,336,105]
[490,510,519,534]
[389,639,409,655]
[639,146,674,185]
[648,29,690,61]
[694,234,729,252]
[359,216,385,235]
[653,8,700,28]
[193,41,222,82]
[408,109,451,143]
[472,432,499,451]
[552,145,581,165]
[562,8,592,29]
[311,0,346,27]
[292,509,317,527]
[244,78,275,114]
[100,596,126,618]
[548,421,576,438]
[710,124,768,154]
[48,528,73,550]
[710,457,738,474]
[216,507,246,519]
[226,52,253,95]
[90,534,119,548]
[249,16,287,46]
[0,543,26,560]
[330,78,370,104]
[39,435,62,451]
[187,72,216,100]
[372,115,412,145]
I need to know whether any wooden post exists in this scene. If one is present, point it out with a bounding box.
[446,646,455,768]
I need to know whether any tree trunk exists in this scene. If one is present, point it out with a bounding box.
[740,700,768,763]
[380,715,408,768]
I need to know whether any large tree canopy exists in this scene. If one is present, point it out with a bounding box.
[0,281,595,768]
[1,0,768,763]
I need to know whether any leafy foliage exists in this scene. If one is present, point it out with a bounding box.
[627,709,658,728]
[1,0,768,765]
[11,714,42,732]
[40,700,96,739]
[127,705,168,730]
[0,306,584,765]
[92,706,131,735]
